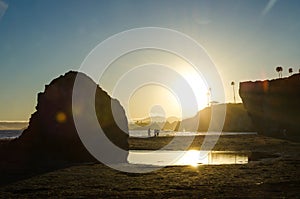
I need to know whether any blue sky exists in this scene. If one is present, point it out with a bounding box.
[0,0,300,121]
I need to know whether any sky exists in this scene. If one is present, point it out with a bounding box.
[0,0,300,121]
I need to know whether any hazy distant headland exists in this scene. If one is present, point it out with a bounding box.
[0,121,28,130]
[130,103,255,132]
[240,73,300,140]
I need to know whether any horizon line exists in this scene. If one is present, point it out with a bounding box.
[0,120,29,123]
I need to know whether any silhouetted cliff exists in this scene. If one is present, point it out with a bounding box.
[180,103,254,132]
[0,71,129,171]
[239,74,300,140]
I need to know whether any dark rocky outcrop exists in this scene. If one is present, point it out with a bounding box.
[0,71,129,173]
[180,103,255,132]
[239,74,300,140]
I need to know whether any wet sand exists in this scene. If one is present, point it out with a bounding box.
[0,134,299,198]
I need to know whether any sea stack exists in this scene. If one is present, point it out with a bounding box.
[1,71,129,168]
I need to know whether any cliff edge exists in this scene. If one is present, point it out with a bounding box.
[239,74,300,140]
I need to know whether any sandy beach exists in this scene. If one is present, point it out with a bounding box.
[0,134,299,198]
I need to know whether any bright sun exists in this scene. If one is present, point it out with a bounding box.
[182,71,209,110]
[127,68,208,121]
[128,84,182,120]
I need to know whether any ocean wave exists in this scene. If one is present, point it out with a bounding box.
[0,130,23,139]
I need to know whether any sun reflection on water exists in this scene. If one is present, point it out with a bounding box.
[128,150,248,166]
[176,150,205,167]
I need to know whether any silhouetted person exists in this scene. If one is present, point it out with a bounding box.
[154,129,160,137]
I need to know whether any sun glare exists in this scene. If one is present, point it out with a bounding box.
[182,71,208,110]
[177,150,200,167]
[170,58,209,112]
[56,112,67,123]
[128,84,182,120]
[101,49,209,121]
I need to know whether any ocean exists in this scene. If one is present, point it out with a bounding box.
[0,130,23,139]
[0,121,28,139]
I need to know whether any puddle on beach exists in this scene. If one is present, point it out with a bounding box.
[128,150,249,166]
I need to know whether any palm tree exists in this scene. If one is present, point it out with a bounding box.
[288,68,293,76]
[276,66,283,78]
[231,81,236,104]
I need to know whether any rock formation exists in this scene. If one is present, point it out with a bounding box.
[180,103,254,132]
[0,71,129,170]
[239,74,300,139]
